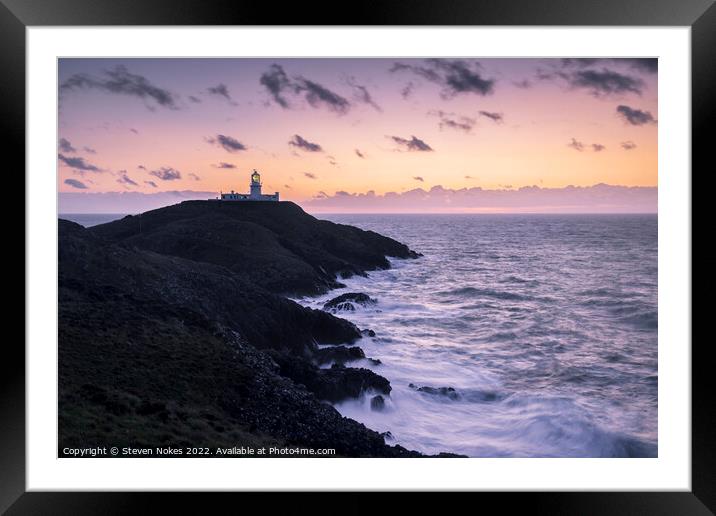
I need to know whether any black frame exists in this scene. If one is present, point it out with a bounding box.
[4,0,714,512]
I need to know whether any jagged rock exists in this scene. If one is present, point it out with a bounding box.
[361,328,376,338]
[314,345,365,365]
[323,292,377,312]
[370,395,386,411]
[409,383,461,400]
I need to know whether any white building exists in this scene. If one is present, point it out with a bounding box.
[219,170,279,201]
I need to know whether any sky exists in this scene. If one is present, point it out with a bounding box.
[58,58,658,213]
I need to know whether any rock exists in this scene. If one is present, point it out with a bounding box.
[370,395,386,411]
[361,329,376,338]
[381,431,394,441]
[314,345,365,365]
[409,384,461,400]
[367,358,382,366]
[323,292,377,312]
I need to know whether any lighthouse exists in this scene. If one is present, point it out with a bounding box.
[217,169,280,202]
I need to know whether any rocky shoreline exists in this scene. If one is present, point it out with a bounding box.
[59,201,453,457]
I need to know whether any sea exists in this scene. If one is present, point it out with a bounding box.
[61,212,658,458]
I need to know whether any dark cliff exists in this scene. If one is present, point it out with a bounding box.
[58,201,423,457]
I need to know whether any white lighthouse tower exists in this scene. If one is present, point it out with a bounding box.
[249,169,263,199]
[217,169,280,201]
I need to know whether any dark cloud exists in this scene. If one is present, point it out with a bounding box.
[304,172,317,180]
[347,77,381,111]
[430,111,475,132]
[616,105,656,125]
[212,162,236,169]
[561,58,657,75]
[208,134,247,153]
[390,135,433,152]
[391,59,495,98]
[284,184,292,189]
[58,153,102,172]
[465,175,476,180]
[144,180,158,188]
[149,167,182,181]
[413,176,424,182]
[117,171,139,187]
[289,134,323,153]
[259,64,350,114]
[188,95,202,103]
[622,58,658,74]
[621,141,637,150]
[130,128,139,134]
[400,82,415,99]
[355,149,366,159]
[137,165,146,170]
[207,83,237,105]
[59,138,76,153]
[592,143,606,152]
[188,173,201,181]
[64,178,88,189]
[513,79,532,89]
[83,146,96,154]
[570,69,644,97]
[479,110,504,123]
[567,138,585,151]
[60,65,178,109]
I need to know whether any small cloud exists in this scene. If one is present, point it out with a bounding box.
[284,184,292,189]
[570,69,644,97]
[346,77,381,111]
[513,79,532,89]
[390,59,495,98]
[130,128,139,134]
[82,146,96,154]
[430,110,475,132]
[567,138,585,151]
[390,135,433,152]
[289,134,323,152]
[144,180,158,188]
[304,172,317,180]
[188,95,202,103]
[413,176,424,182]
[188,172,201,181]
[137,164,146,170]
[616,104,656,126]
[212,162,236,169]
[207,134,247,153]
[621,141,637,150]
[59,138,76,153]
[355,149,366,158]
[117,171,139,187]
[400,82,415,99]
[60,65,179,110]
[58,153,101,172]
[465,175,476,180]
[479,110,504,123]
[592,143,606,152]
[207,83,237,105]
[64,178,88,189]
[149,167,181,181]
[259,63,351,114]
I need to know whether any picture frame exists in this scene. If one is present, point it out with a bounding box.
[4,0,713,511]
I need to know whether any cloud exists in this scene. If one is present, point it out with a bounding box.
[621,141,637,150]
[569,69,644,97]
[592,143,606,152]
[60,65,178,109]
[58,153,102,172]
[390,59,495,98]
[413,176,424,182]
[567,138,585,151]
[259,64,350,114]
[117,171,139,187]
[144,180,158,188]
[64,178,88,189]
[83,146,96,154]
[304,184,657,213]
[188,172,201,181]
[430,110,475,132]
[207,83,237,105]
[149,167,182,181]
[137,165,146,170]
[390,135,433,152]
[479,110,504,123]
[465,175,476,180]
[400,82,415,99]
[616,105,656,125]
[207,134,247,153]
[304,172,317,179]
[561,58,657,75]
[355,149,366,158]
[59,138,76,153]
[212,162,236,169]
[289,134,323,152]
[513,79,532,89]
[188,95,202,103]
[130,128,139,134]
[346,77,381,111]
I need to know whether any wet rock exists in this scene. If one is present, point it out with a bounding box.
[381,431,394,441]
[370,395,386,411]
[409,383,460,400]
[361,328,376,338]
[367,358,382,366]
[314,345,365,365]
[323,292,377,312]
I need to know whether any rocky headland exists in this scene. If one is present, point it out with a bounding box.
[59,201,433,457]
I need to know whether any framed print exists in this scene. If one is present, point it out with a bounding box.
[5,0,714,512]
